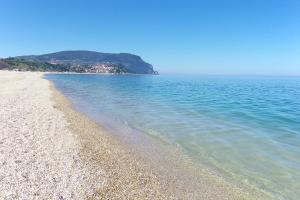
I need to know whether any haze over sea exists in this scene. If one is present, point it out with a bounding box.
[46,74,300,200]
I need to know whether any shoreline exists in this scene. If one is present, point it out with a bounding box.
[48,72,267,200]
[1,70,268,199]
[48,74,167,199]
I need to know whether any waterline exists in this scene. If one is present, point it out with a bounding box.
[46,74,300,200]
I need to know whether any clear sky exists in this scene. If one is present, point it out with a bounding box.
[1,0,300,75]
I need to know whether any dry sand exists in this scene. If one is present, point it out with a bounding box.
[0,71,266,200]
[0,71,106,199]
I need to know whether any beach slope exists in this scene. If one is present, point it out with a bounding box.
[0,71,260,200]
[0,71,166,199]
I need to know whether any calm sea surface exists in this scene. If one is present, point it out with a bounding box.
[46,74,300,200]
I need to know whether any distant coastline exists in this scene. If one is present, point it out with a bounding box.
[0,50,159,75]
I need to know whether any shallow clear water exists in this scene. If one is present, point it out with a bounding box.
[46,74,300,200]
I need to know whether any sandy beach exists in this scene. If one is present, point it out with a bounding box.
[0,71,264,200]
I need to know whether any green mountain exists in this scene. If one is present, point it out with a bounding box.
[11,50,158,74]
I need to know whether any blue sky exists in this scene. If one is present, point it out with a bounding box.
[1,0,300,75]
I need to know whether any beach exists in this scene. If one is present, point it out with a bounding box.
[0,71,262,200]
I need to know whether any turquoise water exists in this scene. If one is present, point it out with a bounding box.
[46,74,300,200]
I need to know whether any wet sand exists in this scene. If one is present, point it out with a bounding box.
[0,71,266,199]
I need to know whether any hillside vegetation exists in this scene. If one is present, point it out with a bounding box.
[15,50,158,74]
[0,58,68,72]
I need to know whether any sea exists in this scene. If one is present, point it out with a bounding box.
[46,74,300,200]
